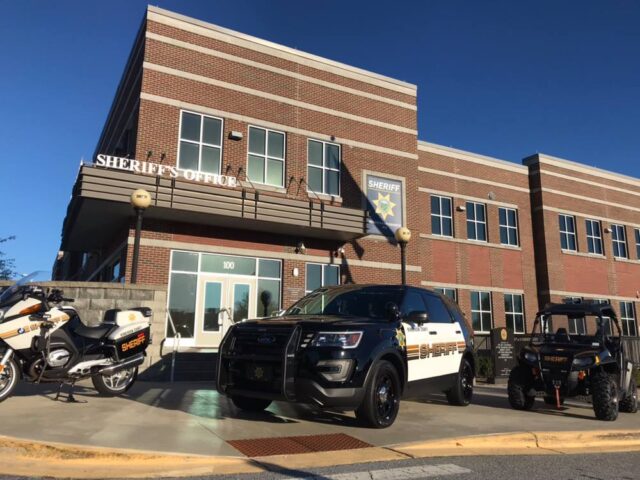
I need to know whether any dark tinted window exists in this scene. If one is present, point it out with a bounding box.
[421,291,453,323]
[401,290,427,317]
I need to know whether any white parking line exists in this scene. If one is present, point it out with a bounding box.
[295,463,472,480]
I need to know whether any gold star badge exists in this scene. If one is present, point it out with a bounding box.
[373,193,396,220]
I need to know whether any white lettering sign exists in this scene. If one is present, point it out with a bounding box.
[96,154,238,188]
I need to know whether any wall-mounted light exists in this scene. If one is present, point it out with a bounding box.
[604,227,613,234]
[295,241,307,254]
[334,246,346,257]
[456,205,466,212]
[146,150,153,159]
[229,131,243,140]
[293,267,300,277]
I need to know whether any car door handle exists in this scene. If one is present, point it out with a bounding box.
[429,331,437,335]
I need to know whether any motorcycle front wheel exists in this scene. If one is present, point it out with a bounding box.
[92,366,138,397]
[0,358,19,403]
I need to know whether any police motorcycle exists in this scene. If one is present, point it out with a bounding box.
[0,272,151,402]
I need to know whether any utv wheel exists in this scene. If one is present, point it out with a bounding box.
[508,365,535,410]
[355,360,400,428]
[231,395,272,412]
[0,358,19,403]
[591,370,619,421]
[620,377,638,414]
[446,359,474,406]
[92,366,138,397]
[543,395,564,406]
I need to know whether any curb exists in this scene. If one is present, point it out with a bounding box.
[1,430,640,478]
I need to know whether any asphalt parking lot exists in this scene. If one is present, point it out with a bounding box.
[1,381,638,458]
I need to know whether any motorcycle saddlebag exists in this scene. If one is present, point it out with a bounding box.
[109,326,151,361]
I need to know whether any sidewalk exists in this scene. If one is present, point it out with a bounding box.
[0,381,638,478]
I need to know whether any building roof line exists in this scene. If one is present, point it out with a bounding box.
[146,5,417,93]
[417,140,527,173]
[523,153,640,190]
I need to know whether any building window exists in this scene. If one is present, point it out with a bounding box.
[430,196,453,237]
[559,214,577,251]
[611,224,628,259]
[504,293,525,334]
[586,219,603,255]
[635,229,640,259]
[248,126,285,187]
[178,111,223,174]
[593,298,613,335]
[564,297,586,334]
[307,139,340,196]
[470,291,492,334]
[306,264,340,294]
[499,208,519,246]
[620,302,637,337]
[434,287,457,302]
[466,202,487,241]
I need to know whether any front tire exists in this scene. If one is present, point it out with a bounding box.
[508,365,535,410]
[446,359,474,406]
[355,360,401,428]
[231,396,272,412]
[0,358,19,403]
[591,370,619,421]
[92,366,138,397]
[619,377,638,414]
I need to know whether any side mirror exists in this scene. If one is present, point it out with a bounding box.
[407,311,429,325]
[385,302,401,322]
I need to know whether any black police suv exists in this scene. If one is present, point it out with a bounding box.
[217,284,475,428]
[508,302,638,420]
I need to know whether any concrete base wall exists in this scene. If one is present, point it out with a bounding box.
[0,281,167,372]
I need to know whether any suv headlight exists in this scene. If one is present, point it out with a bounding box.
[311,331,363,349]
[524,352,539,363]
[573,356,595,368]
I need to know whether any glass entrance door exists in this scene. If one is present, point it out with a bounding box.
[195,276,257,347]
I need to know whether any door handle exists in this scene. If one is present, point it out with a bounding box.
[455,330,462,334]
[429,331,437,335]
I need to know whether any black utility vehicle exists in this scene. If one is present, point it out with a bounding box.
[217,285,476,428]
[508,302,638,420]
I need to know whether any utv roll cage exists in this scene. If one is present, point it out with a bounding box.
[530,302,623,345]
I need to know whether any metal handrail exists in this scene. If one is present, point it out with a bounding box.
[166,312,181,383]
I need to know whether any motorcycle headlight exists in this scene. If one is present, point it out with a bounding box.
[311,331,363,349]
[524,352,539,363]
[573,356,595,368]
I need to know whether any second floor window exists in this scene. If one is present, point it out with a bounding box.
[306,263,340,294]
[248,126,285,187]
[620,301,637,336]
[308,140,340,196]
[559,214,577,251]
[499,207,519,246]
[466,202,487,241]
[611,224,628,259]
[431,195,453,237]
[178,111,223,174]
[586,219,603,255]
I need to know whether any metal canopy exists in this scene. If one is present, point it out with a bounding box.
[61,165,368,251]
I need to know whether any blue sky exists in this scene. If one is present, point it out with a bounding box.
[1,0,639,275]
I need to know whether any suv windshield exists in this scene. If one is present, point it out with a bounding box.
[532,313,620,345]
[285,286,404,319]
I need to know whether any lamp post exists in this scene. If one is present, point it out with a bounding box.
[394,227,412,285]
[130,189,151,284]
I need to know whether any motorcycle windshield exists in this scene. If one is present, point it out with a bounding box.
[0,271,51,304]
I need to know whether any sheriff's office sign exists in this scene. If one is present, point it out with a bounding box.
[96,155,238,188]
[365,174,404,237]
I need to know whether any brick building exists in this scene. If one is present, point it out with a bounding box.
[55,6,639,351]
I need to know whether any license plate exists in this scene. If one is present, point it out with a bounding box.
[246,364,272,382]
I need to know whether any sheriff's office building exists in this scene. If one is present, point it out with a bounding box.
[54,6,640,350]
